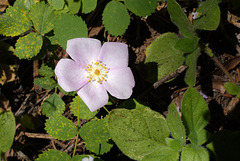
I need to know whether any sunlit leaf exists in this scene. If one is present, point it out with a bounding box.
[36,149,71,161]
[15,32,43,59]
[181,87,210,145]
[0,6,32,36]
[108,108,170,161]
[124,0,158,17]
[34,77,57,90]
[181,144,209,161]
[41,93,65,117]
[82,0,97,14]
[54,14,88,49]
[30,1,56,34]
[0,111,15,152]
[102,1,130,36]
[70,96,97,120]
[45,115,77,140]
[145,32,185,83]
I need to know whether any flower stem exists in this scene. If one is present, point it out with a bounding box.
[103,106,110,114]
[72,96,81,157]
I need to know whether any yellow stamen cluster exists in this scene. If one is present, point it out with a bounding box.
[85,60,109,84]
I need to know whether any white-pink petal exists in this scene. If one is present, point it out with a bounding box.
[98,42,129,68]
[77,82,109,112]
[66,38,102,66]
[55,59,88,92]
[103,67,135,99]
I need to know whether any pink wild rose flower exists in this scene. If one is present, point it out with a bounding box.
[55,38,135,112]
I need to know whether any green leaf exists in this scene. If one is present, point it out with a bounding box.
[41,93,65,117]
[108,108,170,161]
[181,144,209,161]
[142,146,179,161]
[174,37,199,53]
[34,77,57,90]
[29,2,56,34]
[224,82,240,97]
[184,47,200,86]
[0,111,15,152]
[167,103,186,149]
[39,64,55,78]
[15,32,43,59]
[57,84,77,96]
[54,14,88,49]
[167,0,196,38]
[48,0,65,10]
[181,87,210,145]
[0,6,32,36]
[79,118,112,154]
[193,0,220,30]
[119,98,147,109]
[70,96,97,119]
[124,0,158,17]
[206,130,240,161]
[82,0,97,14]
[145,32,185,83]
[165,138,183,151]
[45,115,78,140]
[36,149,71,161]
[102,1,130,36]
[84,140,113,155]
[65,0,81,14]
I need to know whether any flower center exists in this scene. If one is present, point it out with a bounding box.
[85,60,109,84]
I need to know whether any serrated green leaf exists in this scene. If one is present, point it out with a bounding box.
[39,64,55,77]
[41,93,65,117]
[145,32,185,83]
[108,108,170,161]
[184,47,200,86]
[15,32,43,59]
[0,6,32,36]
[181,144,209,161]
[167,103,186,149]
[193,0,220,30]
[125,0,158,17]
[36,149,71,161]
[57,84,76,96]
[65,0,81,14]
[70,96,97,119]
[142,146,179,161]
[54,14,88,49]
[84,140,114,155]
[102,1,130,36]
[206,130,240,161]
[48,0,65,10]
[165,138,182,152]
[224,82,240,96]
[80,118,110,143]
[80,118,112,154]
[34,77,57,90]
[0,111,15,152]
[119,98,147,109]
[174,37,199,53]
[45,115,77,140]
[167,0,196,38]
[30,1,56,34]
[82,0,97,14]
[182,87,210,145]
